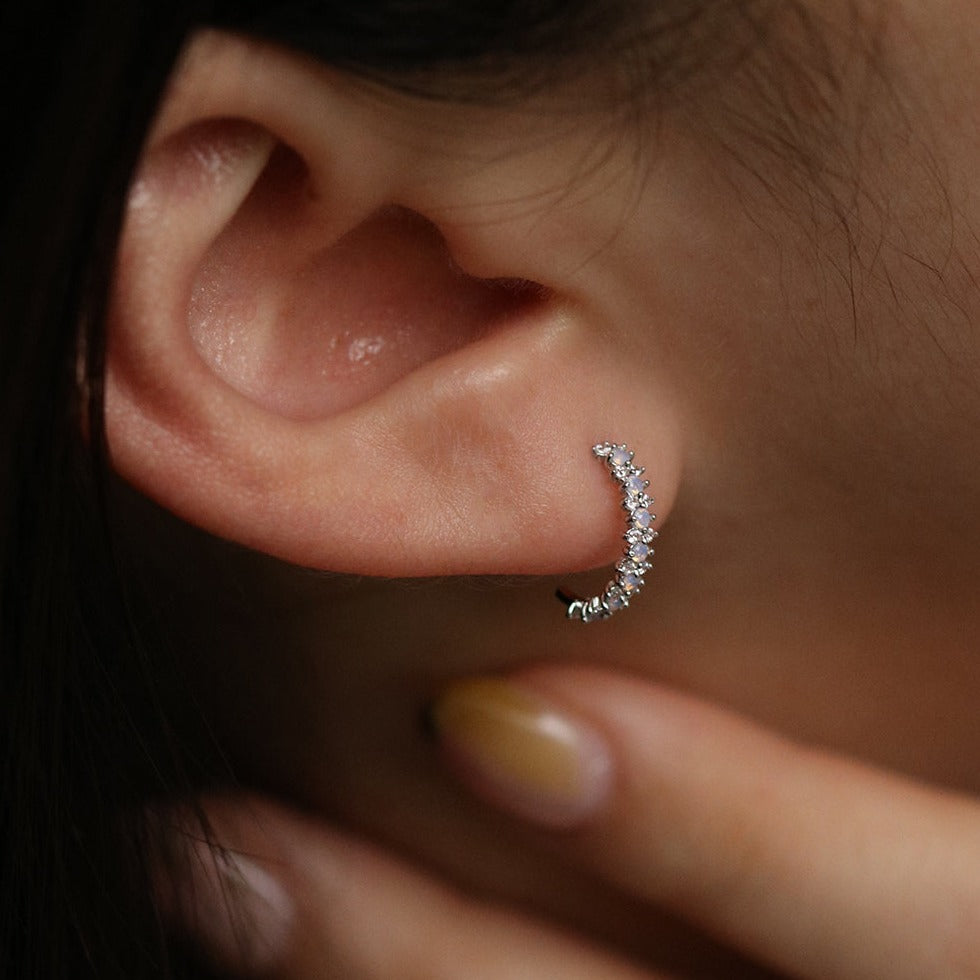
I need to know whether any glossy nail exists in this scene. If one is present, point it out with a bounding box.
[158,833,294,974]
[429,677,613,828]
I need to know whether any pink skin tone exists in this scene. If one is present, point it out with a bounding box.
[110,5,980,977]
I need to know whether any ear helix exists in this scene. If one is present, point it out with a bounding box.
[106,31,685,580]
[557,442,657,622]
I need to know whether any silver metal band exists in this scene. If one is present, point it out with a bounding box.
[557,442,657,623]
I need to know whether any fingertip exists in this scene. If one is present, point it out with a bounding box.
[427,676,615,828]
[149,801,296,976]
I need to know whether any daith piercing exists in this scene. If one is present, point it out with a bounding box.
[557,442,657,623]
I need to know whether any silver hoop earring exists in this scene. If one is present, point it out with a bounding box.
[557,442,656,623]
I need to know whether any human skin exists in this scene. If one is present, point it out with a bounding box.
[108,1,980,976]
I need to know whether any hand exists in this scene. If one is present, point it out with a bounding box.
[158,667,980,979]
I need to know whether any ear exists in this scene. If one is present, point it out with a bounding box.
[107,30,682,576]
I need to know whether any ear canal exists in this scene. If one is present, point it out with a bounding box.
[187,143,547,420]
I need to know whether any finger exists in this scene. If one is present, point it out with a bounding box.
[429,670,980,980]
[155,796,671,980]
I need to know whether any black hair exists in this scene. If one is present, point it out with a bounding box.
[0,2,648,977]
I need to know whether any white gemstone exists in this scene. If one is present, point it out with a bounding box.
[626,475,645,495]
[634,508,651,528]
[630,543,650,561]
[611,447,630,466]
[621,572,642,592]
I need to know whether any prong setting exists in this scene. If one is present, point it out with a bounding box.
[557,442,657,623]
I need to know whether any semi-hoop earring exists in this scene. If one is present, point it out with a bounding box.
[556,442,657,623]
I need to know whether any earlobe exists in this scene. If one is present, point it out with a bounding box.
[106,30,683,579]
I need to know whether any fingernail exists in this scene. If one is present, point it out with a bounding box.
[428,677,613,828]
[156,831,294,974]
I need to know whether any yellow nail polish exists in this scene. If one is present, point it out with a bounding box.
[429,677,612,828]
